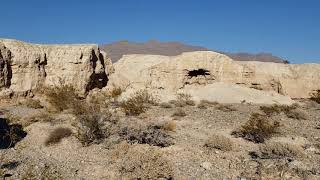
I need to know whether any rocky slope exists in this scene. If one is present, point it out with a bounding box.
[100,40,286,63]
[108,51,320,103]
[0,39,114,97]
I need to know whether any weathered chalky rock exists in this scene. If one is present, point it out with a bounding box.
[0,39,114,96]
[108,51,320,104]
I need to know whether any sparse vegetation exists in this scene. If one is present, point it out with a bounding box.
[119,124,174,147]
[162,121,177,132]
[310,89,320,104]
[120,90,157,116]
[0,116,27,149]
[45,127,72,146]
[204,134,233,151]
[260,104,308,120]
[259,141,304,159]
[110,87,123,98]
[21,98,43,109]
[114,143,174,179]
[197,100,219,109]
[160,102,173,108]
[216,104,236,112]
[41,84,80,112]
[232,113,280,143]
[172,108,186,117]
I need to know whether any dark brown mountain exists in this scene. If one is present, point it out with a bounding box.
[100,40,287,63]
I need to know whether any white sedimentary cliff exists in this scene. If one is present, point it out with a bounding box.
[108,51,320,104]
[0,39,114,97]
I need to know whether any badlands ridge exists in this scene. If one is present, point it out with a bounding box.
[1,39,320,104]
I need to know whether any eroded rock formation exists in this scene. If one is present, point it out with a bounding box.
[108,51,320,104]
[0,39,114,96]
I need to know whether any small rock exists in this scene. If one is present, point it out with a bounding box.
[201,162,212,170]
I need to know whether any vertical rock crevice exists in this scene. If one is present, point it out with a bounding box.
[0,44,12,89]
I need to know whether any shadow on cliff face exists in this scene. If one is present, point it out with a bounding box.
[85,51,109,92]
[0,45,13,88]
[0,117,27,149]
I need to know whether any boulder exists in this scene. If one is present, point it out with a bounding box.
[0,39,113,96]
[108,51,320,104]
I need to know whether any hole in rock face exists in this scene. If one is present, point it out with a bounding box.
[187,69,210,78]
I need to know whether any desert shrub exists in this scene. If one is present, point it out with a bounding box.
[0,117,27,149]
[260,141,304,159]
[160,102,173,108]
[285,108,308,120]
[45,127,72,146]
[110,87,123,98]
[41,84,80,112]
[20,164,63,179]
[162,121,177,132]
[22,99,43,109]
[120,90,157,116]
[216,104,236,112]
[197,100,219,109]
[175,93,195,107]
[172,108,186,117]
[204,134,233,151]
[177,93,192,102]
[119,124,174,147]
[231,113,280,143]
[114,143,174,179]
[310,89,320,104]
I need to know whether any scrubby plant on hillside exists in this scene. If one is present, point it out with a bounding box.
[120,90,158,116]
[260,104,308,120]
[41,84,80,112]
[259,141,304,159]
[197,100,219,109]
[232,113,280,143]
[310,89,320,104]
[171,108,187,117]
[20,98,43,109]
[204,134,233,151]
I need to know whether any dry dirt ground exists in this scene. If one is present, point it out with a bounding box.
[0,98,320,180]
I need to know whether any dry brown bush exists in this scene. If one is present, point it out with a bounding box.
[41,84,80,112]
[120,90,158,116]
[22,112,55,127]
[310,89,320,104]
[260,104,308,120]
[172,108,187,117]
[285,108,308,120]
[231,113,280,143]
[110,87,123,98]
[197,100,219,109]
[21,98,43,109]
[45,127,72,146]
[113,143,174,179]
[162,121,177,132]
[119,124,174,147]
[204,134,233,151]
[260,141,304,159]
[216,104,237,112]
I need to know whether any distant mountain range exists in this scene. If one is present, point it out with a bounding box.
[100,40,287,63]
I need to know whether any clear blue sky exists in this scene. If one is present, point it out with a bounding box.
[1,0,319,63]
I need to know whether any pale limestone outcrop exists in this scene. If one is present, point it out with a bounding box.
[108,51,320,104]
[0,39,113,96]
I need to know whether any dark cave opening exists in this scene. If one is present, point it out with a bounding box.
[187,69,210,78]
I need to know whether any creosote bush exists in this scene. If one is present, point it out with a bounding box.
[45,127,72,146]
[260,104,308,120]
[259,141,304,159]
[310,89,320,104]
[231,113,280,143]
[41,84,80,112]
[204,134,233,151]
[120,90,158,116]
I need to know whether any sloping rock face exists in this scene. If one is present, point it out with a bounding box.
[108,51,320,104]
[0,39,114,96]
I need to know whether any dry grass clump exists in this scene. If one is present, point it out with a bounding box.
[259,141,304,159]
[23,112,55,127]
[110,87,123,98]
[260,104,308,120]
[113,143,174,179]
[162,121,177,132]
[176,93,195,106]
[232,113,280,143]
[216,104,237,112]
[21,98,43,109]
[197,100,219,109]
[204,134,233,151]
[160,102,173,108]
[120,90,158,116]
[119,124,174,147]
[310,89,320,104]
[172,108,187,117]
[41,84,80,112]
[45,127,72,146]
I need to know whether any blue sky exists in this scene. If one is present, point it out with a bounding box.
[0,0,319,63]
